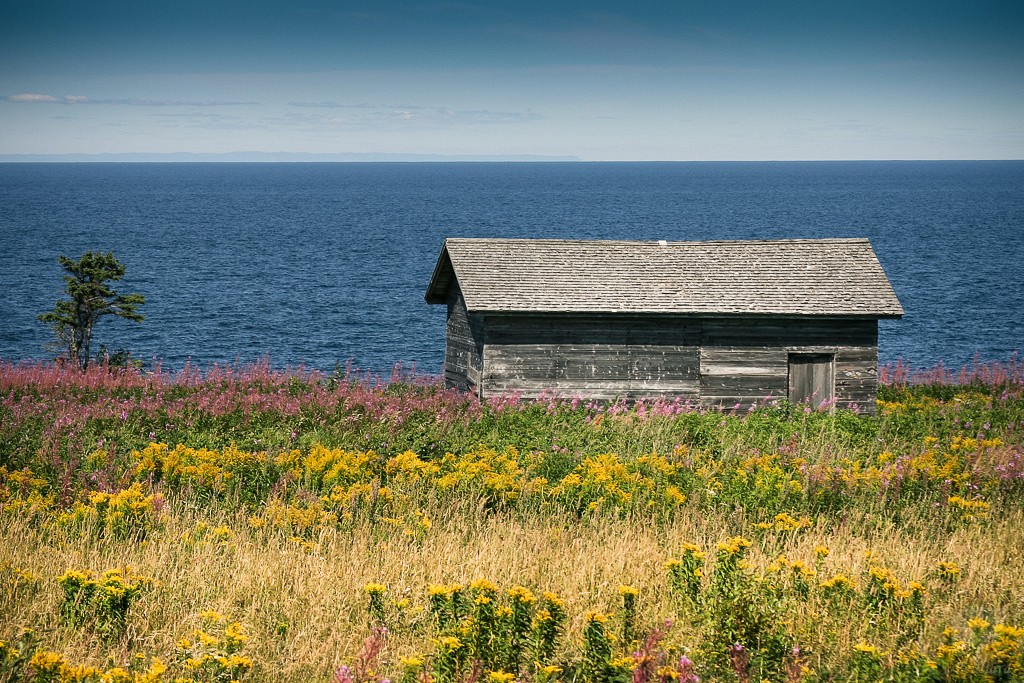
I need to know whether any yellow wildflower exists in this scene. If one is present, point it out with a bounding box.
[437,636,463,651]
[968,617,990,631]
[994,624,1024,639]
[612,656,636,669]
[198,609,227,623]
[508,585,537,604]
[228,654,253,670]
[471,578,498,594]
[717,536,752,555]
[542,591,565,608]
[853,642,882,656]
[681,543,705,558]
[29,650,66,673]
[196,629,220,647]
[101,667,132,683]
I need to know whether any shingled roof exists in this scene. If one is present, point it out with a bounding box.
[425,237,904,318]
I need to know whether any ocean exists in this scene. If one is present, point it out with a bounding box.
[1,161,1022,375]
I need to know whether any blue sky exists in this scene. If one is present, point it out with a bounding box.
[2,0,1022,160]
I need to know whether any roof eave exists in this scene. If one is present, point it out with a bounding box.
[463,307,905,318]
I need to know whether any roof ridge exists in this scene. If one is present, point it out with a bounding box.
[444,236,872,245]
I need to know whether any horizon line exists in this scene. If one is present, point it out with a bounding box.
[2,152,1023,163]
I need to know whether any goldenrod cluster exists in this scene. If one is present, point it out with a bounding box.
[175,610,253,682]
[22,649,167,683]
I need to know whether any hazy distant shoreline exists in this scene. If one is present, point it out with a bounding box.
[2,154,1020,163]
[0,152,583,163]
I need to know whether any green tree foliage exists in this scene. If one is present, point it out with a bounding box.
[37,251,145,370]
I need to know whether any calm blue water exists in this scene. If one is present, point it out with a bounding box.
[1,161,1022,374]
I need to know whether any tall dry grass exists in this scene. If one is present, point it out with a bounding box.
[3,496,1023,681]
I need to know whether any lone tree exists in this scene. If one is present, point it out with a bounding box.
[38,252,145,370]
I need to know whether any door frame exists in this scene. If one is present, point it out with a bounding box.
[787,351,836,409]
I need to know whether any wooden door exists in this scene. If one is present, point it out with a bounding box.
[788,353,834,408]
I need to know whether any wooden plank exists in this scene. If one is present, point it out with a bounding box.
[835,368,877,380]
[484,378,700,391]
[445,285,482,391]
[701,364,783,376]
[702,375,788,390]
[485,314,700,346]
[704,350,782,366]
[702,319,877,347]
[836,347,878,362]
[482,383,700,401]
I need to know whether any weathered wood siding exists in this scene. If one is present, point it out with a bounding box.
[465,314,879,413]
[699,318,877,412]
[480,314,700,400]
[444,284,483,394]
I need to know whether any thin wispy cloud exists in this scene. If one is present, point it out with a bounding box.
[289,101,426,109]
[5,93,258,106]
[7,93,82,103]
[287,101,542,127]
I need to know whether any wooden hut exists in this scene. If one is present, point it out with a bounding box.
[425,238,903,413]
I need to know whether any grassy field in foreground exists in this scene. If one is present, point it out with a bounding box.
[2,358,1024,683]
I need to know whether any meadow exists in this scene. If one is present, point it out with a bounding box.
[2,357,1024,683]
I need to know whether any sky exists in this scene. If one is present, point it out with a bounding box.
[1,0,1022,160]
